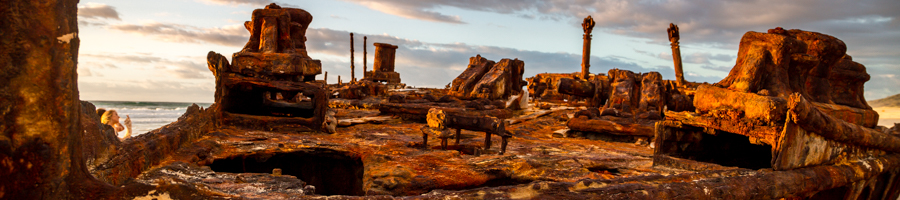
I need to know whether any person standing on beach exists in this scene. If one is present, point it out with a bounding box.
[100,109,132,140]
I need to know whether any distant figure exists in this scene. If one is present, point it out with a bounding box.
[100,109,132,140]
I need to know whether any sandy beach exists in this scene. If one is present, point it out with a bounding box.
[874,106,900,128]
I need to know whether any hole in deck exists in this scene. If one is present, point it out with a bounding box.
[206,149,364,196]
[670,131,773,169]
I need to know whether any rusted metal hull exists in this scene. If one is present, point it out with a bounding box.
[426,153,900,199]
[567,116,655,137]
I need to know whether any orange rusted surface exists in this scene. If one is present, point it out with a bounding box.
[6,2,900,199]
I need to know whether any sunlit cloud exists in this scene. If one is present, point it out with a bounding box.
[109,22,249,47]
[78,3,121,20]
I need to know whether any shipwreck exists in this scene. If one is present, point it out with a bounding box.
[2,1,899,200]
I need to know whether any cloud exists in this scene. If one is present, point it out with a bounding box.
[305,28,660,87]
[199,0,274,6]
[864,66,900,100]
[355,1,465,24]
[340,0,900,48]
[683,52,735,64]
[78,67,95,77]
[78,3,121,20]
[198,0,298,8]
[109,22,248,47]
[80,53,212,79]
[699,65,733,72]
[330,15,348,20]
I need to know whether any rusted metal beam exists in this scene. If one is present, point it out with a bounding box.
[425,153,900,199]
[693,84,787,124]
[653,155,739,171]
[810,101,880,128]
[664,111,781,145]
[787,93,900,153]
[566,116,655,137]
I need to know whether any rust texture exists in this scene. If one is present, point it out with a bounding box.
[787,93,900,152]
[656,28,896,183]
[693,84,787,125]
[0,0,115,198]
[79,101,123,173]
[363,43,401,84]
[207,3,329,132]
[567,117,654,137]
[379,102,512,121]
[330,80,386,99]
[424,153,900,199]
[557,74,609,107]
[715,27,870,109]
[668,23,686,86]
[449,55,527,101]
[581,16,595,79]
[562,69,690,137]
[5,2,900,199]
[526,72,583,102]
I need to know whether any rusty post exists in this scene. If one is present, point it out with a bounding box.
[581,16,596,79]
[422,131,428,149]
[500,136,509,155]
[455,129,461,145]
[350,33,355,83]
[324,71,328,83]
[363,36,368,78]
[484,131,492,150]
[668,23,685,86]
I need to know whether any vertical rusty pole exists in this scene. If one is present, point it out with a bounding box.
[668,23,685,86]
[581,16,596,79]
[363,36,368,79]
[350,33,355,83]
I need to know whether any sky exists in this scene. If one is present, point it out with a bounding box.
[75,0,900,103]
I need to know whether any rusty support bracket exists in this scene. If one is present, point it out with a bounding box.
[788,93,900,152]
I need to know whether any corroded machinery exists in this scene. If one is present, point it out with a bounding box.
[548,22,695,139]
[654,28,900,198]
[363,43,401,84]
[207,3,329,131]
[10,0,900,198]
[448,55,527,101]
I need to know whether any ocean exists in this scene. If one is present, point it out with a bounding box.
[88,101,213,137]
